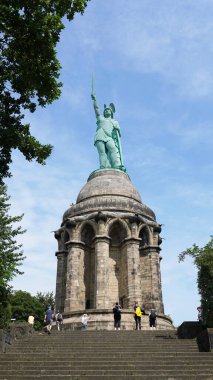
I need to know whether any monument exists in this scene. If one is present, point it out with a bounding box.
[54,88,173,330]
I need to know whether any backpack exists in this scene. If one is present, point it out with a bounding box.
[56,313,62,321]
[113,306,121,317]
[150,310,156,319]
[135,306,142,317]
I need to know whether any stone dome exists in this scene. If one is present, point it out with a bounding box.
[77,170,141,203]
[63,169,156,222]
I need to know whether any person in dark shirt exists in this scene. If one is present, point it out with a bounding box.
[44,306,54,334]
[149,309,157,329]
[113,302,122,330]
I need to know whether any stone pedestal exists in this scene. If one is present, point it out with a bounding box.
[61,309,174,331]
[54,169,173,330]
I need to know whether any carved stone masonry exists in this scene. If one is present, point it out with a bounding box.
[54,169,173,330]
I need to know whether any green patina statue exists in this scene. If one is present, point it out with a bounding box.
[91,87,126,172]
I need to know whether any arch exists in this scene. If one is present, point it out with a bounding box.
[56,229,69,251]
[63,230,69,244]
[108,219,128,245]
[138,225,151,247]
[80,223,96,245]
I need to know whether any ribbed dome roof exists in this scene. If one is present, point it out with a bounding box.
[63,169,156,222]
[77,170,141,203]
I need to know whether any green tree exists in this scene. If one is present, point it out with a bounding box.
[0,184,25,288]
[0,285,12,329]
[0,0,90,182]
[35,291,55,311]
[0,184,25,327]
[9,290,55,330]
[9,290,44,330]
[179,237,213,327]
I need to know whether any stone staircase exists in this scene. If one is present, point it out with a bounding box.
[0,330,213,379]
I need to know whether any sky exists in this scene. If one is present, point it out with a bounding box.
[5,0,213,327]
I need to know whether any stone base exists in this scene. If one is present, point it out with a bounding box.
[61,309,175,331]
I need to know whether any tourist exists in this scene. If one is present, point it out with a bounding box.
[134,302,142,330]
[55,310,63,331]
[81,313,90,331]
[113,302,122,330]
[149,309,157,329]
[44,306,54,334]
[197,306,203,322]
[28,313,35,327]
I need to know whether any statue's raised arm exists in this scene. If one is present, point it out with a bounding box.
[91,88,126,172]
[91,93,101,119]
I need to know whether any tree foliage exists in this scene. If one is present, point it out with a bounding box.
[35,291,55,311]
[0,0,90,181]
[0,285,12,329]
[179,237,213,327]
[10,290,44,330]
[0,184,25,328]
[1,289,55,330]
[0,184,25,288]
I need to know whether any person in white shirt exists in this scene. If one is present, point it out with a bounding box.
[28,314,35,326]
[81,313,90,331]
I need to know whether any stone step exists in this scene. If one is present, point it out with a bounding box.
[1,363,213,370]
[1,369,213,377]
[15,338,191,343]
[11,333,177,336]
[10,344,199,350]
[10,337,196,342]
[15,333,178,338]
[11,344,198,350]
[1,376,213,380]
[10,344,198,349]
[6,349,200,355]
[9,337,188,341]
[1,353,212,360]
[14,340,185,344]
[8,345,199,350]
[3,350,209,357]
[14,331,179,338]
[2,329,212,380]
[1,357,213,364]
[11,337,195,342]
[9,338,198,344]
[0,358,213,369]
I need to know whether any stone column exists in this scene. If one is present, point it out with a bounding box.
[64,240,85,312]
[123,237,142,308]
[140,248,151,309]
[55,250,67,312]
[150,247,164,313]
[140,246,164,313]
[93,235,110,309]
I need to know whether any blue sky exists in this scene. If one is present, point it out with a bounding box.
[6,0,213,327]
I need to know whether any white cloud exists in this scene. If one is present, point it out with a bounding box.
[71,0,213,99]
